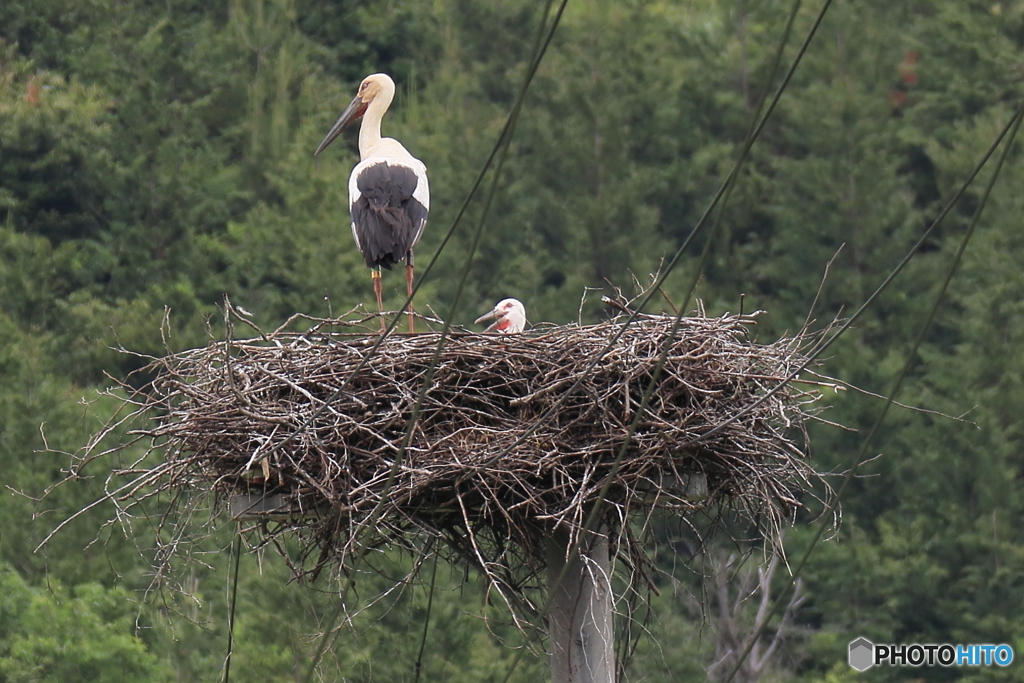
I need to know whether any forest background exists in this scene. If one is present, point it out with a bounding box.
[2,0,1024,681]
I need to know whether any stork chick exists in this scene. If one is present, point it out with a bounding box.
[475,298,527,334]
[314,73,429,334]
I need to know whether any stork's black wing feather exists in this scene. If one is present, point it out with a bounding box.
[351,161,428,269]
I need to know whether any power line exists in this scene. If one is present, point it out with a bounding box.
[221,535,242,683]
[466,0,821,481]
[413,550,440,683]
[298,2,568,679]
[721,96,1024,683]
[488,2,828,680]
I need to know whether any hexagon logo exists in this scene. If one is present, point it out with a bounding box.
[849,637,874,671]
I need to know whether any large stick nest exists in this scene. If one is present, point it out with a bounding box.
[96,302,831,604]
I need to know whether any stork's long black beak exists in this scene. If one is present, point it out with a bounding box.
[314,94,367,156]
[474,307,501,331]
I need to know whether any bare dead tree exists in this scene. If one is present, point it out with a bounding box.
[706,541,808,683]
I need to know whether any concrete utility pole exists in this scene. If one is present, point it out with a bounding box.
[546,527,614,683]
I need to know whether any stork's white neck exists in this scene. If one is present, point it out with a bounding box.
[358,81,395,160]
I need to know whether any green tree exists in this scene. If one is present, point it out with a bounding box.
[0,565,172,683]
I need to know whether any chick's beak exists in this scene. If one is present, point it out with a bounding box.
[474,307,501,331]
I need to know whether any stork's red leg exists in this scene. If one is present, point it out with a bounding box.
[405,263,415,334]
[371,269,386,333]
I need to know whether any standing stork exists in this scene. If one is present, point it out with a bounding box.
[314,73,429,333]
[474,298,527,333]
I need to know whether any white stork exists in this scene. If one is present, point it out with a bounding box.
[475,298,527,334]
[314,73,429,333]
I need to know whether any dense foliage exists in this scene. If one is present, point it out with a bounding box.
[2,0,1024,680]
